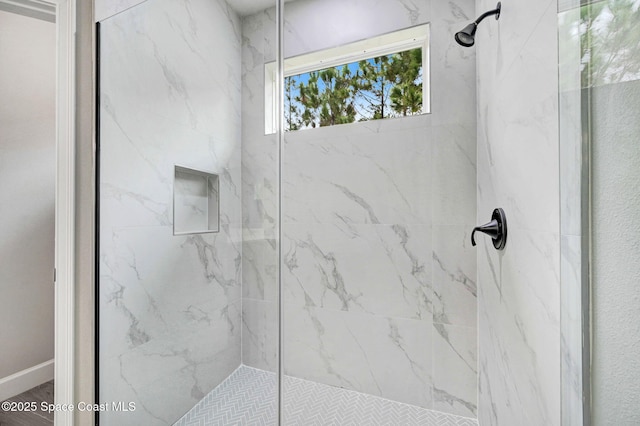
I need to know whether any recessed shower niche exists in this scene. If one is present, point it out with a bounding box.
[173,165,220,235]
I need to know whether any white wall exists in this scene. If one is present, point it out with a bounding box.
[0,10,55,389]
[476,0,561,424]
[591,79,640,425]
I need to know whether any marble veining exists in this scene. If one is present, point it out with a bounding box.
[99,0,242,424]
[284,305,434,408]
[476,0,561,423]
[241,0,478,418]
[282,223,432,320]
[97,0,483,423]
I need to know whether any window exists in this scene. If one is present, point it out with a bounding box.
[265,24,430,134]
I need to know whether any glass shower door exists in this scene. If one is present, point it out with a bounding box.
[96,0,278,424]
[278,0,479,423]
[559,1,640,424]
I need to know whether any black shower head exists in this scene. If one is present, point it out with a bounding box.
[455,23,478,47]
[455,2,501,47]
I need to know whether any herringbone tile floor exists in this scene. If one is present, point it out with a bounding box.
[174,366,478,426]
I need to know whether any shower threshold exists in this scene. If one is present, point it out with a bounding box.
[174,365,477,426]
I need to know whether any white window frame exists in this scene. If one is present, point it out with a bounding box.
[265,23,430,134]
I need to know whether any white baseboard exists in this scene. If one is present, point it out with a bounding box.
[0,359,55,402]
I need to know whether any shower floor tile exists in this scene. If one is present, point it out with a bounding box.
[174,365,477,426]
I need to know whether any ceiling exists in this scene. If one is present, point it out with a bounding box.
[226,0,297,16]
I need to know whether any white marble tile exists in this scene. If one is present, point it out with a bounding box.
[431,124,477,227]
[242,8,277,69]
[282,123,431,225]
[98,355,150,426]
[99,226,241,360]
[240,5,281,381]
[430,0,476,126]
[241,135,278,229]
[242,298,278,372]
[100,16,243,230]
[100,0,242,138]
[283,223,432,321]
[241,3,478,416]
[242,235,278,301]
[432,226,476,327]
[476,0,557,83]
[477,229,560,426]
[99,0,243,424]
[477,5,559,234]
[476,1,560,422]
[560,234,584,426]
[240,10,278,229]
[433,323,477,417]
[284,304,434,409]
[477,46,561,423]
[100,300,241,426]
[559,89,583,237]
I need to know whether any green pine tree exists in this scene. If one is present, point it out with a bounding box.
[317,66,357,126]
[297,72,321,128]
[297,65,357,128]
[284,76,302,131]
[389,48,423,116]
[355,55,396,119]
[291,47,425,128]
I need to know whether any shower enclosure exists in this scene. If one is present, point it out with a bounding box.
[97,0,478,424]
[92,0,640,423]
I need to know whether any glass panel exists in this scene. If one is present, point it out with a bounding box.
[559,0,640,424]
[281,0,478,421]
[558,3,589,425]
[96,0,278,424]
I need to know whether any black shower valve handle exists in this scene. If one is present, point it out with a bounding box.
[471,208,507,250]
[471,219,500,246]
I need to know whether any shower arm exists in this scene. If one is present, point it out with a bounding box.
[474,3,501,25]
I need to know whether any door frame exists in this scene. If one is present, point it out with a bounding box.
[53,0,77,424]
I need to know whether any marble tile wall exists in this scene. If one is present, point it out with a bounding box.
[98,0,242,424]
[475,0,561,424]
[241,0,478,418]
